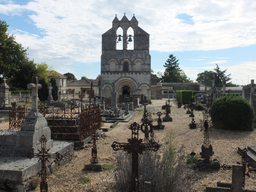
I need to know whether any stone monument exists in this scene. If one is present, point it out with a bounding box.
[47,82,54,105]
[0,78,10,109]
[0,76,53,157]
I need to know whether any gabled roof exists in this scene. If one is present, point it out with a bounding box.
[67,77,99,86]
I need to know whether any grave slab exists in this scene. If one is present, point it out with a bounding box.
[238,146,256,168]
[0,141,73,191]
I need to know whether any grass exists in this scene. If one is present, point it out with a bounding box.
[78,177,91,184]
[103,163,114,171]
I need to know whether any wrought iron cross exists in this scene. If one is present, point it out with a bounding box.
[27,135,62,192]
[111,122,160,192]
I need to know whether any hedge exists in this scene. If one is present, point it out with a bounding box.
[210,96,254,131]
[176,90,208,104]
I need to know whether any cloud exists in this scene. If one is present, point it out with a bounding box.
[0,0,256,76]
[207,60,227,64]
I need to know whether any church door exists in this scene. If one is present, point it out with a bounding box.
[122,86,130,101]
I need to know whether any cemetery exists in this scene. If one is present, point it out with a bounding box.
[0,13,256,192]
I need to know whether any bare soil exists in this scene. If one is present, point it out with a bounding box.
[0,99,256,191]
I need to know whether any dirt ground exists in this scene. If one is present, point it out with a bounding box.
[0,99,256,191]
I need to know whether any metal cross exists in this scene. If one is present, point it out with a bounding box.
[90,132,99,164]
[27,135,62,192]
[111,122,160,192]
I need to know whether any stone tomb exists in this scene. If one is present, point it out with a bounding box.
[0,77,74,191]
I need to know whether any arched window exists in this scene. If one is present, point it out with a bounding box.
[127,27,134,50]
[123,62,129,72]
[116,27,123,50]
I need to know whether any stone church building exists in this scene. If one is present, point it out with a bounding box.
[100,14,151,107]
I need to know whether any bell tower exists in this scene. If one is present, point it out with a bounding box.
[100,14,151,108]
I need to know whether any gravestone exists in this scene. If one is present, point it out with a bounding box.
[0,76,53,157]
[0,78,10,109]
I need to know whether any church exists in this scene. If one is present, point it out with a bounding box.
[100,14,151,107]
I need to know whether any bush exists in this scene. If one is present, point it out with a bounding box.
[194,104,205,111]
[176,90,193,104]
[210,96,254,131]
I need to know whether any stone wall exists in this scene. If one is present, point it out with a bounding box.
[151,85,162,99]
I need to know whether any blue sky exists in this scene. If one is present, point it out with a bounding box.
[1,0,256,85]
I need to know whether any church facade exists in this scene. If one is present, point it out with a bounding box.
[100,14,151,107]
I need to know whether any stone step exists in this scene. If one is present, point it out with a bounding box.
[248,146,256,156]
[237,146,256,168]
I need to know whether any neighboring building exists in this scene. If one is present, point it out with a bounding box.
[55,72,67,94]
[100,14,151,106]
[67,77,100,96]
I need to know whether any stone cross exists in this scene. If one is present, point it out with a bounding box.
[27,76,42,114]
[47,82,53,104]
[111,122,160,192]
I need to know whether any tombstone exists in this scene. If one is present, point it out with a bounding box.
[0,76,53,157]
[163,101,172,122]
[0,77,10,109]
[206,164,256,192]
[47,82,54,105]
[189,117,197,129]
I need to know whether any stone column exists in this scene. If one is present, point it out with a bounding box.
[0,78,10,108]
[47,83,53,105]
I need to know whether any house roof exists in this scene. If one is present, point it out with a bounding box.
[67,77,99,86]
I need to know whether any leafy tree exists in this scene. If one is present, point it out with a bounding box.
[36,63,58,101]
[196,64,231,87]
[64,72,76,80]
[81,76,87,80]
[0,20,36,85]
[10,60,37,89]
[196,71,216,87]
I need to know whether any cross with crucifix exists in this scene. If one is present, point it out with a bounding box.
[111,122,160,192]
[27,135,62,192]
[27,76,42,115]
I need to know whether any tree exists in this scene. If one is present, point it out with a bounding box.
[81,76,87,80]
[196,70,216,87]
[64,72,76,80]
[36,63,58,101]
[213,64,231,87]
[10,60,37,89]
[196,64,231,87]
[161,54,191,82]
[0,20,36,85]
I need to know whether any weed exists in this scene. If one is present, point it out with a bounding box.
[78,177,91,184]
[186,152,198,164]
[4,159,7,162]
[103,163,114,171]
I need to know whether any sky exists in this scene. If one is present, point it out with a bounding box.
[0,0,256,86]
